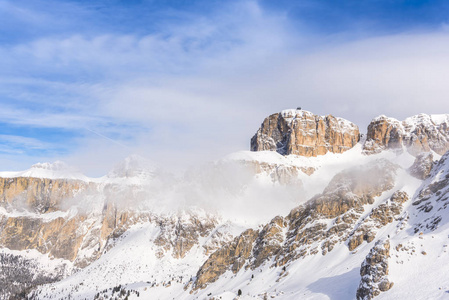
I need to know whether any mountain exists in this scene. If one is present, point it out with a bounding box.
[2,110,449,300]
[363,114,449,155]
[250,109,360,157]
[0,161,88,181]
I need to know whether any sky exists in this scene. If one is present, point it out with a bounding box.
[2,0,449,175]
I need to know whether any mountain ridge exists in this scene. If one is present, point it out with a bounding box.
[1,109,449,300]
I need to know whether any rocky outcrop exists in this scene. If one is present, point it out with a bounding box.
[412,151,449,232]
[154,213,217,259]
[363,116,404,154]
[251,109,360,157]
[356,239,393,300]
[193,229,259,290]
[277,159,398,263]
[0,178,100,265]
[251,216,287,268]
[409,152,434,180]
[193,159,399,290]
[0,215,88,262]
[364,114,449,155]
[0,176,220,268]
[348,191,408,251]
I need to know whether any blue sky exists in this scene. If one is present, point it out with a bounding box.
[2,0,449,175]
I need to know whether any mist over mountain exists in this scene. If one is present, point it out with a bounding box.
[1,109,449,300]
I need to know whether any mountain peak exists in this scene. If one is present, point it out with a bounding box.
[250,109,360,157]
[0,160,88,180]
[364,113,449,155]
[107,154,156,179]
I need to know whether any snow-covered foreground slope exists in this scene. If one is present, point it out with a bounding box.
[3,144,449,300]
[31,220,249,300]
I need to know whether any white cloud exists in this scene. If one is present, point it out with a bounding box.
[3,1,449,175]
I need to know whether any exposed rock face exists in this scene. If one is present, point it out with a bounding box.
[154,213,217,259]
[364,114,449,155]
[0,200,139,266]
[0,177,221,268]
[251,216,287,268]
[412,151,449,232]
[193,229,259,290]
[193,159,399,290]
[0,177,88,213]
[0,215,87,263]
[251,109,360,157]
[363,116,404,154]
[409,152,434,180]
[348,191,408,251]
[0,178,99,265]
[356,239,393,300]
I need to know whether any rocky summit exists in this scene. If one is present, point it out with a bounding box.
[2,109,449,300]
[363,114,449,155]
[250,109,360,157]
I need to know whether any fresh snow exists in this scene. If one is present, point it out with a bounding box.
[279,109,358,132]
[0,161,90,181]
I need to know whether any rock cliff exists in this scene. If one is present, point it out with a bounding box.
[251,109,360,157]
[356,239,393,300]
[364,114,449,155]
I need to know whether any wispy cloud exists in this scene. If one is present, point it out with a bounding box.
[0,134,56,157]
[2,0,449,175]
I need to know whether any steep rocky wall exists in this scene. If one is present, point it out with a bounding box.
[193,229,259,290]
[251,109,360,157]
[0,177,225,270]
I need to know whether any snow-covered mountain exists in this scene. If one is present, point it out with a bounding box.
[2,109,449,300]
[0,161,89,181]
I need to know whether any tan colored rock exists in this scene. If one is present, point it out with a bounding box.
[279,160,396,261]
[0,215,87,262]
[347,191,408,251]
[251,216,287,268]
[251,109,360,157]
[193,229,259,290]
[364,114,449,155]
[0,177,88,213]
[363,116,404,154]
